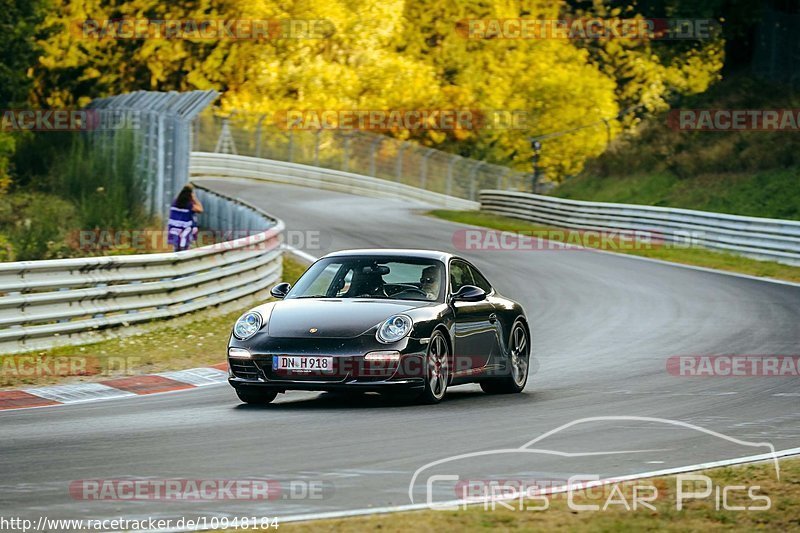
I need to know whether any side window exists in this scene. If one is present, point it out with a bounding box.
[449,260,474,293]
[467,264,492,293]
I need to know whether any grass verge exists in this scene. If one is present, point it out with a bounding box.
[429,210,800,283]
[552,169,800,221]
[276,457,799,532]
[0,256,308,390]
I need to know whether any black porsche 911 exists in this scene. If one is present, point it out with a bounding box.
[226,249,530,404]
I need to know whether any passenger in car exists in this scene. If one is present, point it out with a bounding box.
[420,265,442,300]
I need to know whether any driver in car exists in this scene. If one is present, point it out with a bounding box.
[420,265,442,300]
[352,267,387,297]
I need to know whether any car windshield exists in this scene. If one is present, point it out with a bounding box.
[286,256,445,302]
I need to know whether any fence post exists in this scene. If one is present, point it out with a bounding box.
[156,115,166,215]
[191,114,199,151]
[214,117,238,154]
[314,129,321,166]
[255,114,266,158]
[498,167,509,189]
[396,143,407,181]
[342,132,352,172]
[468,162,478,201]
[369,136,383,176]
[420,148,435,190]
[446,156,459,197]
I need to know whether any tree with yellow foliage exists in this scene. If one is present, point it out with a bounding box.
[26,0,724,183]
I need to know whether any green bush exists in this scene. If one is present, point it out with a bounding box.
[553,168,800,220]
[0,128,159,261]
[0,233,14,261]
[581,76,800,181]
[51,131,151,232]
[556,75,800,219]
[0,192,78,260]
[10,132,73,191]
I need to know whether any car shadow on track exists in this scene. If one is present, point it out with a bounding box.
[233,390,535,411]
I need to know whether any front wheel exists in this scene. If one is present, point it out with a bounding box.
[235,387,278,404]
[481,320,529,394]
[418,330,450,404]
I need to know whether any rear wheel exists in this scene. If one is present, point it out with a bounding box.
[235,387,278,404]
[418,330,450,404]
[481,321,529,394]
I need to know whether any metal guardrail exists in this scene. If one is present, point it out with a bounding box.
[193,111,539,201]
[480,190,800,266]
[190,151,480,210]
[0,186,283,354]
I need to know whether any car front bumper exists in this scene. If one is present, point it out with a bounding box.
[228,376,425,393]
[226,337,429,393]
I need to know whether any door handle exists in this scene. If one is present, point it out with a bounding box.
[489,313,498,323]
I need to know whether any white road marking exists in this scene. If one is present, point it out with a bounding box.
[158,367,228,386]
[280,447,800,524]
[282,244,319,264]
[23,383,135,403]
[141,447,800,533]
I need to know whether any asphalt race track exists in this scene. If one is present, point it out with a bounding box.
[2,179,799,525]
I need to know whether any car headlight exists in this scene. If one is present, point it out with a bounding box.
[233,312,263,340]
[376,314,413,344]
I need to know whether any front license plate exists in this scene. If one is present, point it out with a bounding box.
[273,355,334,372]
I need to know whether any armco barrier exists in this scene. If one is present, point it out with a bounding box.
[479,190,800,266]
[0,185,283,354]
[189,151,480,211]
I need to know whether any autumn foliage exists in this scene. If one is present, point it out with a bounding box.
[19,0,723,182]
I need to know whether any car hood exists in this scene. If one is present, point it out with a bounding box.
[265,298,434,338]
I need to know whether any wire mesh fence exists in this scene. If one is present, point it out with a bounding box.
[193,111,533,201]
[87,90,219,218]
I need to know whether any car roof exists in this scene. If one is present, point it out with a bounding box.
[322,249,455,263]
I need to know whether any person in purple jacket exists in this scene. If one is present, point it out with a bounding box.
[167,184,204,252]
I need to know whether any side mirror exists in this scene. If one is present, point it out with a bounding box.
[450,284,486,303]
[270,282,291,299]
